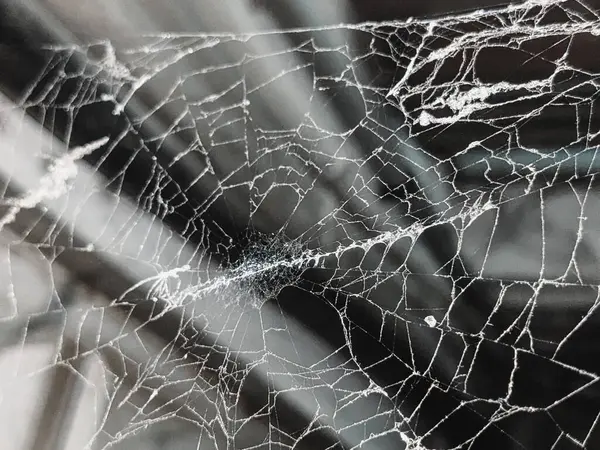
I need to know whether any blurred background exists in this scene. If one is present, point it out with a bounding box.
[2,0,600,449]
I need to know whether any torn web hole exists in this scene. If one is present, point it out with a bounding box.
[3,0,600,448]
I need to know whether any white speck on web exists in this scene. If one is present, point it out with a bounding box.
[424,316,437,328]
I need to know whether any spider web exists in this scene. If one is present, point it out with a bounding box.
[2,0,600,448]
